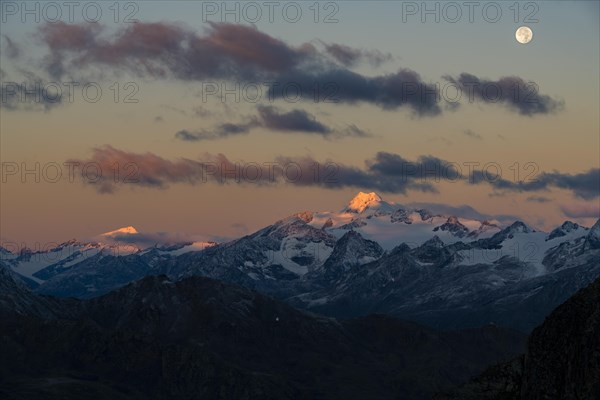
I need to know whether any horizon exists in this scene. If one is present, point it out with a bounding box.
[2,189,598,252]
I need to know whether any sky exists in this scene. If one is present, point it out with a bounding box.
[1,0,599,246]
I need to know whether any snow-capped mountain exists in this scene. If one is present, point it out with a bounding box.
[3,192,599,332]
[0,239,139,285]
[101,225,140,237]
[306,192,503,249]
[0,226,214,289]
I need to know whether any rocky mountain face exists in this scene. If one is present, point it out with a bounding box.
[584,218,600,250]
[435,276,600,400]
[0,264,70,319]
[0,274,526,400]
[520,275,600,399]
[309,230,384,284]
[290,221,600,332]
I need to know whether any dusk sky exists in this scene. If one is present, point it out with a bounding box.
[1,0,599,245]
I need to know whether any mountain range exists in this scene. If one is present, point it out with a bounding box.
[2,192,599,332]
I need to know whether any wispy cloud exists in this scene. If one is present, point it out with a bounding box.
[0,68,63,111]
[462,129,482,140]
[2,34,21,58]
[560,202,600,219]
[175,105,371,141]
[320,41,393,67]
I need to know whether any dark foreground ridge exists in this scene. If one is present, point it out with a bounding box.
[0,268,525,400]
[436,276,600,399]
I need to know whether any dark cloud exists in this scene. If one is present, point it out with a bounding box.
[68,146,599,200]
[267,68,442,116]
[526,196,552,203]
[175,120,257,141]
[175,106,371,141]
[544,169,600,200]
[471,168,600,200]
[257,105,331,134]
[174,129,200,141]
[444,73,564,116]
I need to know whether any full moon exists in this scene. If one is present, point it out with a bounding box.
[515,26,533,44]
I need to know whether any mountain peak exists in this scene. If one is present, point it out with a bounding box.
[101,226,139,237]
[345,192,384,213]
[503,221,532,234]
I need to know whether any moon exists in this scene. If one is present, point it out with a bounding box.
[515,26,533,44]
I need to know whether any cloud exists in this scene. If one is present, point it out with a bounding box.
[406,202,520,225]
[268,67,442,116]
[0,69,64,111]
[11,21,560,117]
[67,145,217,193]
[102,231,191,246]
[462,129,482,140]
[68,146,598,200]
[559,203,600,219]
[526,196,552,203]
[2,35,21,58]
[444,73,564,115]
[175,120,257,141]
[473,168,600,200]
[66,146,439,194]
[96,229,223,248]
[37,21,310,80]
[321,42,393,67]
[35,22,441,116]
[257,105,331,134]
[340,124,372,138]
[175,106,372,141]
